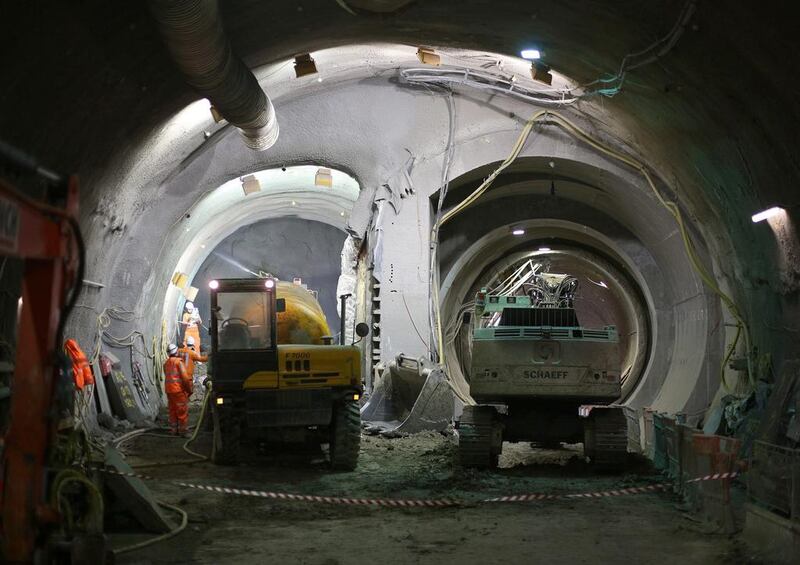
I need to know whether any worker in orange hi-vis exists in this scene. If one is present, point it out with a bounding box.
[164,343,193,436]
[181,300,202,349]
[179,335,208,390]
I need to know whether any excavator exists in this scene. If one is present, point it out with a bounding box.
[0,141,86,562]
[208,277,368,470]
[458,262,627,469]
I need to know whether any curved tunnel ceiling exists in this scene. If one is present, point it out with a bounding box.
[161,165,359,336]
[3,1,795,423]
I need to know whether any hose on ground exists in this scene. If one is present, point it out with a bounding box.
[130,381,211,468]
[112,500,188,556]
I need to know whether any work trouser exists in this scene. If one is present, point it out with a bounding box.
[167,391,189,434]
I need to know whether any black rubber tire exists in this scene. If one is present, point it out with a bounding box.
[211,404,241,465]
[330,400,361,471]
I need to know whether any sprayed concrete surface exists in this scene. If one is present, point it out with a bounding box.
[110,416,753,565]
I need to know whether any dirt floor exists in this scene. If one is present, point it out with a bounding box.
[107,404,754,565]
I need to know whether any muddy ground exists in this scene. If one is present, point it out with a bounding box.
[108,406,756,565]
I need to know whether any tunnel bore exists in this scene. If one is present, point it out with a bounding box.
[2,1,798,561]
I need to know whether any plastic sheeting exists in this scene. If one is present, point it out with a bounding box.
[336,234,360,344]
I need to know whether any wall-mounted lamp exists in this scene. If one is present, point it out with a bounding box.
[538,246,552,252]
[520,49,541,60]
[751,206,784,223]
[315,167,333,187]
[294,53,318,78]
[241,174,261,196]
[530,61,553,85]
[416,47,441,66]
[512,228,526,236]
[172,271,189,289]
[184,286,199,302]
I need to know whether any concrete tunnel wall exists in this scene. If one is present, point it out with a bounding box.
[53,47,764,419]
[58,57,730,421]
[2,0,797,429]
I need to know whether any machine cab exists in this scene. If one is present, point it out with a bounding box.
[209,277,284,393]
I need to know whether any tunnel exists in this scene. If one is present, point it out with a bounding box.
[1,1,799,563]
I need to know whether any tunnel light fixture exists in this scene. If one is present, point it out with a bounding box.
[340,211,346,216]
[208,280,219,290]
[241,174,261,196]
[209,105,223,123]
[172,271,189,289]
[294,53,318,78]
[291,200,297,206]
[184,286,199,302]
[216,397,224,405]
[520,49,541,60]
[315,168,333,188]
[538,247,552,252]
[530,61,553,85]
[265,279,275,289]
[512,228,525,236]
[751,206,784,223]
[416,47,441,66]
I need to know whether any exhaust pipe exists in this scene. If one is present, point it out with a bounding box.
[149,0,279,151]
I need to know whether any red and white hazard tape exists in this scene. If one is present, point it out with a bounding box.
[93,467,740,508]
[96,468,458,507]
[685,471,738,483]
[485,482,669,503]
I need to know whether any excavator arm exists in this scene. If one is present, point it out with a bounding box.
[0,141,82,563]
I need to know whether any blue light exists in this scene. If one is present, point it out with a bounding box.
[520,49,541,60]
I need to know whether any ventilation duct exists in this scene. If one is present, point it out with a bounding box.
[149,0,279,151]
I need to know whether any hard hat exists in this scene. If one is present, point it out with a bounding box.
[186,336,195,346]
[167,343,178,356]
[185,301,194,311]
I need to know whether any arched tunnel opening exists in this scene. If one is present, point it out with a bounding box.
[1,1,798,562]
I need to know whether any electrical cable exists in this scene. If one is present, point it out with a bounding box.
[130,384,211,468]
[51,469,105,536]
[111,500,188,556]
[427,90,458,364]
[409,95,753,390]
[56,216,86,347]
[583,0,697,97]
[400,292,430,350]
[401,68,579,106]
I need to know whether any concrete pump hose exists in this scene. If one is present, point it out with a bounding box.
[149,0,279,150]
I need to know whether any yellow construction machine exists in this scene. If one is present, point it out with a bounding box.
[208,277,368,470]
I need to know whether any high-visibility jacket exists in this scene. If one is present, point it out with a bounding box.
[64,339,94,390]
[178,346,208,379]
[164,356,191,395]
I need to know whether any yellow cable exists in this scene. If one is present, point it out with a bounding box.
[51,469,105,535]
[182,382,211,461]
[131,384,211,468]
